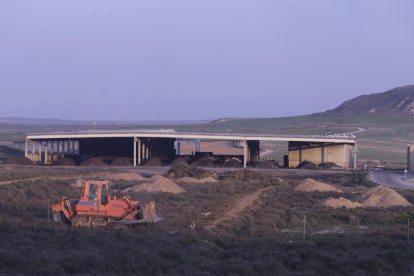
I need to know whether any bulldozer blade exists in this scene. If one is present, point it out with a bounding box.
[52,212,61,223]
[105,220,144,226]
[142,202,162,223]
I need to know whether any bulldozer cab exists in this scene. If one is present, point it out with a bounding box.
[81,181,110,206]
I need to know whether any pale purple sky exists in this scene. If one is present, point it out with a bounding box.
[1,1,413,121]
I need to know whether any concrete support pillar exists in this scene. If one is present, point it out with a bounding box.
[32,142,35,160]
[25,140,29,158]
[138,139,141,165]
[243,139,248,168]
[39,143,42,164]
[196,139,200,152]
[145,141,149,160]
[133,137,137,167]
[45,147,48,165]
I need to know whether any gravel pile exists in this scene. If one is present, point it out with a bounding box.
[223,159,242,168]
[294,178,343,193]
[255,160,279,169]
[4,157,36,165]
[318,162,343,170]
[104,173,147,181]
[124,175,186,193]
[80,157,107,166]
[54,157,76,166]
[199,177,218,183]
[317,197,364,209]
[359,185,413,208]
[192,158,215,167]
[111,157,132,166]
[144,157,163,166]
[296,160,318,170]
[171,157,189,166]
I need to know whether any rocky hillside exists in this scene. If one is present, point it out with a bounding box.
[315,85,414,116]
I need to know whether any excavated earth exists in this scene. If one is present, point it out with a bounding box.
[80,157,107,166]
[359,185,413,208]
[4,157,36,165]
[294,178,343,193]
[124,175,186,193]
[317,197,364,209]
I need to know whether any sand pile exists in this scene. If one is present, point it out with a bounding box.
[105,173,147,181]
[294,178,343,193]
[144,157,163,166]
[124,175,186,193]
[359,185,413,208]
[296,160,318,170]
[192,158,215,167]
[223,159,242,168]
[4,157,36,165]
[111,157,132,166]
[81,157,107,166]
[179,177,201,183]
[318,197,364,209]
[171,157,189,166]
[199,177,218,183]
[54,157,76,166]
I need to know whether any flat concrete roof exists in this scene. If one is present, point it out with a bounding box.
[26,130,356,144]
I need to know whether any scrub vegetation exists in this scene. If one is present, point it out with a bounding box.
[1,166,414,275]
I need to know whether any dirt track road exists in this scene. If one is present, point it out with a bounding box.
[369,170,414,190]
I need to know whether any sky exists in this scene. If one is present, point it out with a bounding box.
[1,0,414,121]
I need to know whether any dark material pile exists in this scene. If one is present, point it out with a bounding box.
[4,157,36,165]
[192,158,215,167]
[296,160,318,170]
[54,157,76,166]
[80,157,107,166]
[144,157,163,166]
[220,170,276,183]
[111,157,132,166]
[170,157,189,166]
[223,159,242,168]
[165,164,213,179]
[254,160,279,169]
[318,162,343,170]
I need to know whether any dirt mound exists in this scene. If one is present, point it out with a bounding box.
[294,178,343,193]
[80,157,107,166]
[199,177,218,183]
[223,159,242,168]
[318,162,343,170]
[192,158,215,167]
[171,157,189,166]
[255,160,279,169]
[144,157,163,166]
[111,157,132,166]
[165,164,213,179]
[124,175,185,193]
[178,177,201,183]
[54,157,76,166]
[359,185,413,208]
[4,157,36,165]
[318,197,364,209]
[105,173,147,181]
[296,160,318,170]
[220,170,274,183]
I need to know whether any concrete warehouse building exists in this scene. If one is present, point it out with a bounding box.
[23,130,357,169]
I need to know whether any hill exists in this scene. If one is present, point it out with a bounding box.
[315,85,414,116]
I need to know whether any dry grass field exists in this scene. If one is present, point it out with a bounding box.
[1,164,414,275]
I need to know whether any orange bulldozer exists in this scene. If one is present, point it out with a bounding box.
[52,180,162,227]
